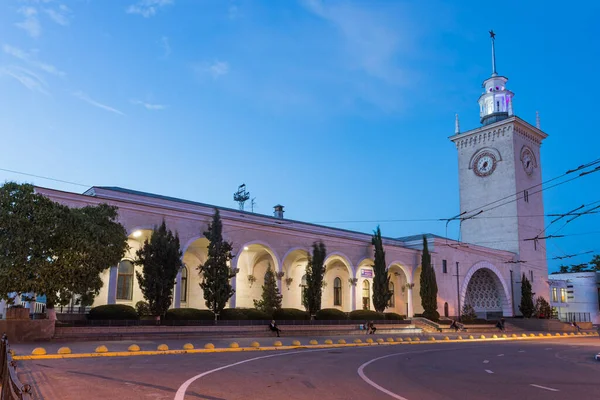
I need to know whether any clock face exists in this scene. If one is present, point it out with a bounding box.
[521,147,535,175]
[473,152,497,177]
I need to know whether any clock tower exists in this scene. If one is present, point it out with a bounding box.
[449,31,549,311]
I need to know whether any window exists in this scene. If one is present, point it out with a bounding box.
[181,266,188,303]
[442,260,447,274]
[560,288,566,303]
[116,260,134,300]
[333,277,342,306]
[444,302,449,317]
[301,274,307,303]
[530,270,534,282]
[388,282,395,307]
[552,287,558,302]
[524,190,529,203]
[362,280,370,310]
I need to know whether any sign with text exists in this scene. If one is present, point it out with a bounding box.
[360,269,373,278]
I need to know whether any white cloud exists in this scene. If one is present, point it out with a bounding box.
[126,0,174,18]
[302,0,411,86]
[195,60,229,79]
[0,66,49,95]
[131,99,167,110]
[15,7,42,38]
[44,4,72,26]
[2,44,66,77]
[73,91,125,116]
[159,36,171,57]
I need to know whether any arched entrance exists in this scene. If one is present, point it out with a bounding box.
[281,248,310,309]
[461,261,512,319]
[181,237,209,309]
[387,263,411,317]
[235,242,280,308]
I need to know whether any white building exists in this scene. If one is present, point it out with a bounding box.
[27,33,550,320]
[549,272,600,323]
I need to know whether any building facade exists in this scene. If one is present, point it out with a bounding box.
[549,272,600,323]
[24,34,549,320]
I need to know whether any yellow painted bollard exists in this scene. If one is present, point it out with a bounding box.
[354,339,362,344]
[376,338,384,344]
[529,333,535,337]
[511,334,517,338]
[396,338,404,342]
[204,343,215,349]
[31,348,46,355]
[522,333,527,337]
[480,335,486,339]
[128,344,140,352]
[183,343,194,350]
[405,338,412,342]
[309,340,318,345]
[492,335,498,339]
[57,347,71,355]
[250,341,260,348]
[229,342,239,348]
[501,334,507,338]
[569,332,575,336]
[387,338,395,342]
[292,340,301,346]
[338,339,346,344]
[95,345,108,353]
[157,344,168,351]
[413,337,420,342]
[555,333,561,336]
[546,333,552,337]
[444,336,450,341]
[563,332,569,336]
[468,335,474,340]
[366,338,374,344]
[324,339,333,345]
[273,341,282,347]
[428,337,436,341]
[457,336,463,340]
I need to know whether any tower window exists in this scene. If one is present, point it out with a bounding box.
[442,260,447,274]
[524,190,529,203]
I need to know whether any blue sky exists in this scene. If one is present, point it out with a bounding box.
[0,0,598,273]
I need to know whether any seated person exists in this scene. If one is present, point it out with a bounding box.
[269,320,281,337]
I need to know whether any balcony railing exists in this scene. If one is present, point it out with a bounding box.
[0,334,33,400]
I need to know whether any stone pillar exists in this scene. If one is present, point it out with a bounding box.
[351,284,356,311]
[229,273,237,309]
[174,269,182,309]
[107,265,118,304]
[407,286,414,318]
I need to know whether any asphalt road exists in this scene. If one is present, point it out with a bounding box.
[18,337,600,400]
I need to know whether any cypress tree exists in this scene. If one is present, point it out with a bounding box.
[419,235,439,321]
[135,221,182,318]
[305,241,327,317]
[519,274,535,318]
[372,226,392,312]
[199,209,236,318]
[253,263,282,316]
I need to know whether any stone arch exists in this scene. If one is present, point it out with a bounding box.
[412,266,423,315]
[324,252,354,312]
[281,248,310,308]
[460,261,512,317]
[235,241,280,308]
[387,263,411,316]
[181,237,210,310]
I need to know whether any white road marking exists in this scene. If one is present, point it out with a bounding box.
[530,384,559,392]
[518,350,525,353]
[356,347,468,400]
[485,370,494,374]
[545,348,553,350]
[483,360,489,364]
[497,354,504,357]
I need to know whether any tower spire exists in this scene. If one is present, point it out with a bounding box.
[536,111,541,129]
[455,113,460,134]
[490,30,497,76]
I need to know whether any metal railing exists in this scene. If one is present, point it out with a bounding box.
[56,318,412,327]
[564,312,591,323]
[0,334,33,400]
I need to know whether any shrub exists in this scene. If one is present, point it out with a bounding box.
[135,301,151,317]
[273,308,310,320]
[88,305,139,320]
[316,308,348,320]
[422,310,440,322]
[384,312,405,320]
[461,303,477,323]
[164,308,214,321]
[219,308,272,320]
[348,310,385,321]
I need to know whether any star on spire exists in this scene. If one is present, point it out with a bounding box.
[489,30,496,39]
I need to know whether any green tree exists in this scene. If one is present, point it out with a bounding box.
[534,296,552,319]
[519,274,535,317]
[558,265,569,273]
[371,226,392,312]
[590,255,600,271]
[461,303,477,323]
[0,182,128,318]
[304,241,327,318]
[253,263,282,316]
[135,221,182,318]
[198,209,236,319]
[419,235,439,321]
[569,263,589,273]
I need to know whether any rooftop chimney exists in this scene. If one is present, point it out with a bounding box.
[273,204,284,219]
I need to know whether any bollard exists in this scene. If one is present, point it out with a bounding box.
[376,338,384,344]
[292,340,301,346]
[396,338,403,342]
[366,338,374,344]
[387,338,395,342]
[157,344,168,351]
[95,345,108,353]
[250,341,260,348]
[128,345,140,352]
[324,339,333,345]
[444,336,450,341]
[183,343,194,350]
[309,340,318,345]
[273,341,282,347]
[31,348,46,356]
[57,347,71,355]
[204,343,215,349]
[480,335,486,339]
[338,339,346,344]
[354,339,362,344]
[229,342,239,348]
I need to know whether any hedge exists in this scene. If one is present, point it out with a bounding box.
[164,308,214,320]
[316,308,348,320]
[348,310,385,321]
[88,305,139,320]
[384,312,405,320]
[219,308,272,320]
[273,308,310,320]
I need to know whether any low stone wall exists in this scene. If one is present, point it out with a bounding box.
[0,320,55,343]
[505,318,582,332]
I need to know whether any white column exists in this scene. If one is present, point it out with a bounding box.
[229,273,237,308]
[407,287,414,318]
[174,269,182,309]
[107,265,118,304]
[351,284,356,311]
